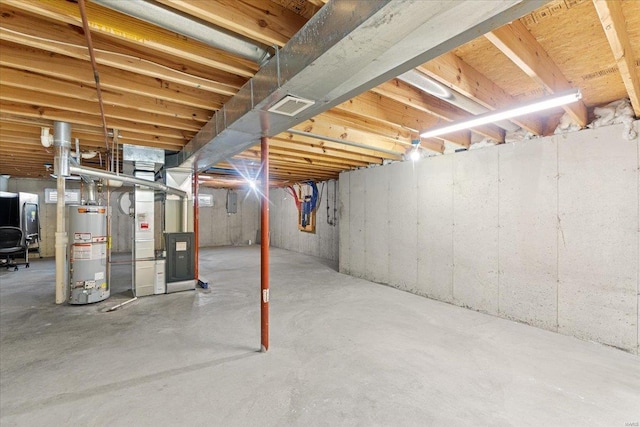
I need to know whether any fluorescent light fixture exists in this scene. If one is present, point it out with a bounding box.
[420,89,582,139]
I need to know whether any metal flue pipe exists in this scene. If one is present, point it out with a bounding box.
[53,121,71,304]
[260,136,270,352]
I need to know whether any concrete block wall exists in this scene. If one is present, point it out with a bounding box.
[339,122,639,354]
[197,188,259,248]
[269,180,339,261]
[5,181,259,256]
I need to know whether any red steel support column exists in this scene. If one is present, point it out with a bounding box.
[193,170,199,281]
[260,136,270,352]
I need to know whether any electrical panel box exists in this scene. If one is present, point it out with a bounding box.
[165,232,195,283]
[226,191,237,214]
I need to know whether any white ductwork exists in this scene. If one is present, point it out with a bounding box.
[90,0,271,64]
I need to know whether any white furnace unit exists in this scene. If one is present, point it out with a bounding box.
[68,205,109,304]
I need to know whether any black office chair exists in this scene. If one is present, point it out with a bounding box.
[0,226,30,271]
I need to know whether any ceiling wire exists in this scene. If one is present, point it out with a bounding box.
[78,0,111,169]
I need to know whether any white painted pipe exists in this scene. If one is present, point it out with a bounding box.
[106,296,137,312]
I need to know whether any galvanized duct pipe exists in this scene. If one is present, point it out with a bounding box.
[91,0,271,64]
[69,165,186,198]
[54,121,71,304]
[85,180,97,205]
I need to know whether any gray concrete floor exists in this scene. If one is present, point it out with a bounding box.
[0,246,638,426]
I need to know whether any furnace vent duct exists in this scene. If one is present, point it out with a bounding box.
[53,121,71,177]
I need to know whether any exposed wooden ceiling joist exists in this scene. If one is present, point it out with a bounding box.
[485,19,588,127]
[418,52,544,136]
[0,0,638,186]
[0,67,212,122]
[154,0,307,47]
[592,0,640,116]
[3,0,258,77]
[0,43,224,110]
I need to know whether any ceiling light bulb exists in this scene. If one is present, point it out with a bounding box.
[410,149,421,161]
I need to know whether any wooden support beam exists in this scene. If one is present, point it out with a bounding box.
[2,0,257,77]
[240,149,356,171]
[0,102,193,142]
[592,0,640,117]
[0,67,211,122]
[485,20,588,126]
[418,52,543,135]
[269,138,386,164]
[0,115,185,150]
[274,131,393,160]
[156,0,307,47]
[0,43,224,110]
[372,79,503,144]
[0,86,204,132]
[0,14,241,96]
[293,117,408,155]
